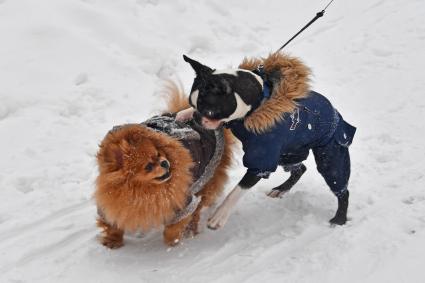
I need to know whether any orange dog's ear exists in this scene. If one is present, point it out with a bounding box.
[111,146,124,169]
[100,140,130,172]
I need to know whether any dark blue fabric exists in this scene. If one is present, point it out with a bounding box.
[226,91,356,195]
[312,137,351,198]
[252,65,271,99]
[262,81,271,99]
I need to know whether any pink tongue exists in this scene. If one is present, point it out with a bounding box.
[201,117,222,129]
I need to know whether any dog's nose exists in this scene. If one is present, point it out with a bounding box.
[201,109,213,117]
[160,160,170,169]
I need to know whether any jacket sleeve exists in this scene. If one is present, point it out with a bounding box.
[241,131,284,178]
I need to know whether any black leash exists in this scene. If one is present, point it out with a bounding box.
[276,0,336,52]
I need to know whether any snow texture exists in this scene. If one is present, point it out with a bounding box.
[1,0,425,282]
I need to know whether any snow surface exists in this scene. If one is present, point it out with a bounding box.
[1,0,425,282]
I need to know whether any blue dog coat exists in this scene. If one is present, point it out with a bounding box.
[226,91,356,197]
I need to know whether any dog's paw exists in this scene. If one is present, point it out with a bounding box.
[266,189,288,198]
[163,227,183,246]
[329,214,347,226]
[101,238,124,249]
[207,207,230,230]
[164,237,181,247]
[175,108,194,122]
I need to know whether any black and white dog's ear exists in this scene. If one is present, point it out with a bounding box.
[183,55,213,77]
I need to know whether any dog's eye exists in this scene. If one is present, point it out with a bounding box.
[145,163,154,172]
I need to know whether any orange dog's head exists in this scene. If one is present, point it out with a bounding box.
[107,134,171,185]
[95,124,194,232]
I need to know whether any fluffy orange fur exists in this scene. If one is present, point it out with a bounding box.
[96,125,193,231]
[95,82,233,248]
[239,52,311,134]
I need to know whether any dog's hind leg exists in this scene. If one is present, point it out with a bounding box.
[186,202,203,236]
[267,163,307,198]
[312,139,351,225]
[163,216,193,246]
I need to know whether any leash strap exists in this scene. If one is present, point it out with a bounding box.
[276,0,336,52]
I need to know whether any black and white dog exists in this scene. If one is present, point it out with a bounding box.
[177,53,356,229]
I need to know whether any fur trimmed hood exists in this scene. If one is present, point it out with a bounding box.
[239,52,311,133]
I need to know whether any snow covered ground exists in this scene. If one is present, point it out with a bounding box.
[1,0,424,282]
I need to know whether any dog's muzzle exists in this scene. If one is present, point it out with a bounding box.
[156,170,171,181]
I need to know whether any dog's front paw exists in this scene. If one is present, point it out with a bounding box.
[101,237,124,249]
[163,226,183,247]
[267,189,289,198]
[175,108,194,122]
[207,207,230,230]
[163,236,181,247]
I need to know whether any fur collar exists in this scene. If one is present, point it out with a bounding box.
[239,52,311,134]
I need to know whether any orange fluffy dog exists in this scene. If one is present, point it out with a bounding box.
[95,83,232,248]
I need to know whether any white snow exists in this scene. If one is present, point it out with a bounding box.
[1,0,425,282]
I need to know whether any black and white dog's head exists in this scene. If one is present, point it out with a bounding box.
[183,55,263,129]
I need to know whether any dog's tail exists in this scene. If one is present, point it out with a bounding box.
[161,80,190,114]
